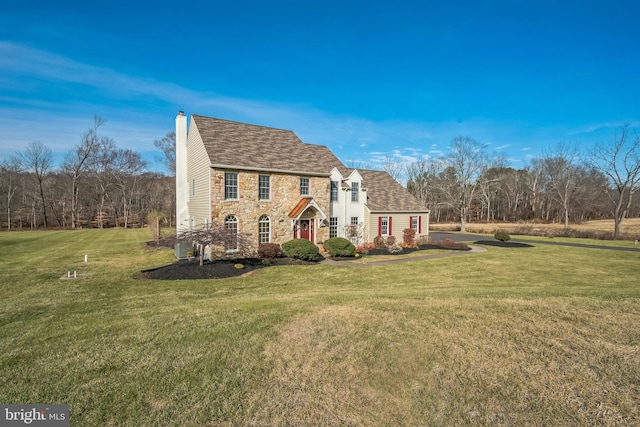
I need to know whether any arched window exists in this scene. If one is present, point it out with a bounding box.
[224,215,239,251]
[258,215,270,244]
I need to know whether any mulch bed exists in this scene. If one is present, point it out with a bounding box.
[141,241,521,280]
[473,240,533,248]
[140,257,318,280]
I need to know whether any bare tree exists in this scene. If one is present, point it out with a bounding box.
[175,222,255,266]
[589,124,640,239]
[381,155,405,183]
[113,148,148,228]
[0,156,22,229]
[525,158,549,221]
[542,144,586,230]
[62,116,105,228]
[444,136,503,231]
[406,157,449,218]
[18,141,54,228]
[154,131,176,175]
[89,137,118,228]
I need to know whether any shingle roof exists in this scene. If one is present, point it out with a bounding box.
[359,169,428,212]
[192,115,345,175]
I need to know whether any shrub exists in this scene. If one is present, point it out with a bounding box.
[323,237,356,257]
[403,228,416,246]
[356,242,375,254]
[373,235,386,248]
[258,243,284,259]
[435,238,470,250]
[494,231,511,242]
[281,239,322,262]
[416,235,431,246]
[387,243,403,254]
[386,235,396,246]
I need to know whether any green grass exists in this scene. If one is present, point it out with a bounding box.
[1,229,639,426]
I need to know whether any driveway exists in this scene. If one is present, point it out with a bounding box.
[430,232,640,252]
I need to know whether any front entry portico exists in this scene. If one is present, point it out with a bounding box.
[289,198,326,243]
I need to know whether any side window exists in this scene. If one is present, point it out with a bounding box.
[380,216,388,236]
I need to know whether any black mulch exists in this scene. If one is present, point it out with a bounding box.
[140,241,531,280]
[473,240,534,248]
[139,257,318,280]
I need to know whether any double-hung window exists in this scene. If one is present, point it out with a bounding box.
[330,181,338,201]
[300,177,310,196]
[258,215,270,244]
[329,217,338,238]
[351,182,359,202]
[225,172,238,200]
[224,215,239,251]
[411,216,420,233]
[380,216,389,236]
[258,175,270,201]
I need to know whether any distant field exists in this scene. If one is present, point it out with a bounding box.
[430,218,640,240]
[0,228,638,426]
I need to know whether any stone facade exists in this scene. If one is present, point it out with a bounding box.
[210,168,330,245]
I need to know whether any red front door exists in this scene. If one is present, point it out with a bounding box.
[299,219,313,241]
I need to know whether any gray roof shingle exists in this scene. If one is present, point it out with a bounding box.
[191,114,427,213]
[193,115,345,175]
[359,169,428,212]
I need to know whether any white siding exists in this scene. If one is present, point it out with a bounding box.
[186,118,211,227]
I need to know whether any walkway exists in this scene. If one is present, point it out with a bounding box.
[430,232,640,252]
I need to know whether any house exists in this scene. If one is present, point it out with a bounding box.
[175,112,429,251]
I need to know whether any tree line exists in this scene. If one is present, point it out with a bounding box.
[401,125,640,239]
[0,117,175,230]
[1,118,638,240]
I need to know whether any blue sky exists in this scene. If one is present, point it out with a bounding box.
[1,0,638,173]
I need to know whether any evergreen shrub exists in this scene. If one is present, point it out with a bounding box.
[281,239,322,261]
[323,237,356,257]
[494,231,511,242]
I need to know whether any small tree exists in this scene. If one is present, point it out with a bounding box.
[403,228,416,247]
[175,222,254,266]
[148,210,166,243]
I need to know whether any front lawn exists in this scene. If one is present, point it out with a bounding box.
[0,228,638,426]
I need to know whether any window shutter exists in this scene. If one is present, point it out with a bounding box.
[378,216,382,236]
[409,216,413,231]
[389,216,393,236]
[418,215,422,233]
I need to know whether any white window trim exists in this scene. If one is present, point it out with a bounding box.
[225,172,239,200]
[258,174,271,201]
[300,177,310,196]
[380,216,389,236]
